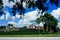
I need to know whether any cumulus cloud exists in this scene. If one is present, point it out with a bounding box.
[3,0,15,7]
[57,22,60,28]
[6,12,11,20]
[2,7,42,27]
[51,8,60,19]
[22,1,27,9]
[3,0,9,6]
[23,8,39,21]
[8,19,32,27]
[0,15,4,20]
[7,8,42,27]
[8,2,15,8]
[8,21,16,24]
[15,13,20,19]
[39,22,44,27]
[11,16,16,20]
[8,21,19,27]
[18,19,32,27]
[51,8,60,28]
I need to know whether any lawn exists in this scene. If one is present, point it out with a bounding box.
[0,28,60,37]
[0,32,60,37]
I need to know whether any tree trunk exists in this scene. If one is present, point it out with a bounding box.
[50,27,51,34]
[38,24,40,34]
[44,23,46,32]
[46,21,48,32]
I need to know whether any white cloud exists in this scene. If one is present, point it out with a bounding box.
[3,7,42,27]
[15,13,20,19]
[51,8,60,28]
[0,15,4,20]
[23,8,39,21]
[6,12,11,20]
[12,8,42,27]
[8,21,16,24]
[51,8,60,19]
[22,1,27,9]
[8,19,32,27]
[3,0,15,8]
[57,22,60,28]
[8,2,15,8]
[19,19,32,27]
[3,0,9,6]
[5,11,16,21]
[11,16,16,20]
[39,22,44,27]
[7,20,19,27]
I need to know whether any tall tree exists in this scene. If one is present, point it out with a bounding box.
[36,15,44,33]
[44,12,58,33]
[36,12,58,33]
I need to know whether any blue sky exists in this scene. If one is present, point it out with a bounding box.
[0,0,60,28]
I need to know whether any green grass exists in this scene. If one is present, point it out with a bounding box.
[0,29,60,37]
[0,32,60,37]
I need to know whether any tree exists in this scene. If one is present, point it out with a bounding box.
[12,1,25,17]
[6,24,13,32]
[36,12,58,33]
[28,0,35,9]
[44,13,58,33]
[36,15,44,26]
[0,0,59,17]
[0,0,3,16]
[0,26,6,29]
[23,26,27,28]
[36,15,44,33]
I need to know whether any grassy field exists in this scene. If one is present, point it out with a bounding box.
[0,32,60,37]
[0,28,60,37]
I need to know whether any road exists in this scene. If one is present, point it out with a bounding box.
[0,37,60,40]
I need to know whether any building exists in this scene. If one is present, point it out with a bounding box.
[26,24,44,30]
[27,24,35,28]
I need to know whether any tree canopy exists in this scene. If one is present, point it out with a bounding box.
[0,0,59,17]
[36,12,58,32]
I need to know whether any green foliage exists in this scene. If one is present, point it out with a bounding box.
[36,15,44,24]
[36,18,41,24]
[44,13,58,27]
[23,26,27,28]
[0,26,6,29]
[36,12,58,32]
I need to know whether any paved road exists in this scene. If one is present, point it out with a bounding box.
[0,37,60,40]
